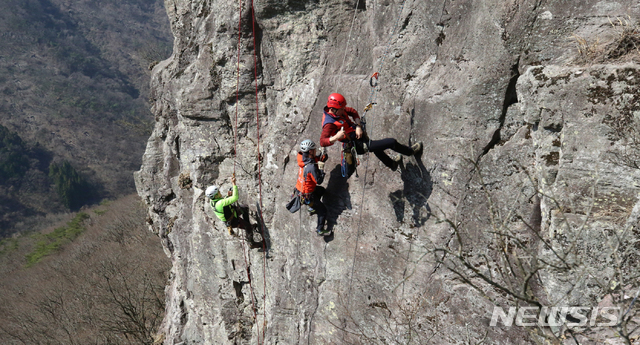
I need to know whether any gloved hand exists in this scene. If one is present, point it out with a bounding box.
[332,127,346,142]
[318,161,325,170]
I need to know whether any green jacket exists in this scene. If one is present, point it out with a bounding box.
[210,185,239,222]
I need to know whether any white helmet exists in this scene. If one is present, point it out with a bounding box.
[205,185,220,198]
[300,139,316,152]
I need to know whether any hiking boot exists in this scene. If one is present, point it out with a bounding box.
[391,155,402,171]
[411,142,423,156]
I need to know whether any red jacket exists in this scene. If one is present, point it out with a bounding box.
[319,106,361,147]
[295,152,324,194]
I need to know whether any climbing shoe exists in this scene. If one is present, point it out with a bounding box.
[317,228,331,236]
[227,226,234,236]
[308,206,316,215]
[411,142,423,155]
[391,155,402,171]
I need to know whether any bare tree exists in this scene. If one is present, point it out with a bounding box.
[428,160,640,344]
[0,195,169,345]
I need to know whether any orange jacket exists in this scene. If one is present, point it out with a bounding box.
[295,152,324,195]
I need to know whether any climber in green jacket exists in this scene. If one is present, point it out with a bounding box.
[206,175,251,235]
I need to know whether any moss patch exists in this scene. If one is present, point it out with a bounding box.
[25,213,89,267]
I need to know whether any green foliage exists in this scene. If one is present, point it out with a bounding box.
[25,213,89,267]
[0,238,19,256]
[0,125,30,182]
[49,161,92,210]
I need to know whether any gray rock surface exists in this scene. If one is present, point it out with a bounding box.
[135,0,640,343]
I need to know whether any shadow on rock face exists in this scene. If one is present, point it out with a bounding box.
[253,202,272,256]
[322,231,334,243]
[389,156,432,227]
[323,164,352,232]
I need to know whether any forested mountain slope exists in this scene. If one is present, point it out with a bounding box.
[0,0,172,234]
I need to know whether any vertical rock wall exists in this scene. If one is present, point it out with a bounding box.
[135,0,640,343]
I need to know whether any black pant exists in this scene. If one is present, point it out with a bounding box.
[354,138,413,168]
[227,205,252,232]
[309,187,327,231]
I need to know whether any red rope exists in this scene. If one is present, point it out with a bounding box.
[235,0,259,341]
[240,234,258,319]
[234,0,241,176]
[242,234,258,314]
[250,0,269,342]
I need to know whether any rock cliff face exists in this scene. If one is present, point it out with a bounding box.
[135,0,640,343]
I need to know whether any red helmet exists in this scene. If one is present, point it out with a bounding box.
[327,93,346,109]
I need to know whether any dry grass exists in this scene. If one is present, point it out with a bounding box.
[572,33,602,62]
[572,16,640,64]
[607,16,640,59]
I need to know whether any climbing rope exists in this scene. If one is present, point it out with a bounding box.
[234,0,241,177]
[250,0,269,342]
[294,201,303,310]
[362,0,407,118]
[344,0,409,318]
[233,0,270,343]
[240,233,258,317]
[338,0,363,75]
[234,0,259,334]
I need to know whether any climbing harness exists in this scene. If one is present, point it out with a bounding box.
[290,188,313,209]
[340,141,360,178]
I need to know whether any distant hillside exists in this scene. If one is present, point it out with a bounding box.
[0,0,172,234]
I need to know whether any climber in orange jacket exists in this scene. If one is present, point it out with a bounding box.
[294,139,329,236]
[319,93,422,172]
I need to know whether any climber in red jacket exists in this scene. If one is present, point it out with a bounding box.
[319,93,422,171]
